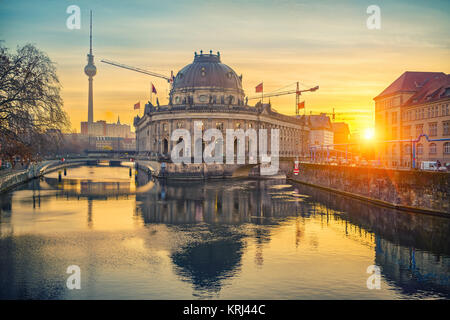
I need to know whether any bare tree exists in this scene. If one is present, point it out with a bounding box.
[0,42,70,163]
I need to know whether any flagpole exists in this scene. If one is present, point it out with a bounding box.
[262,81,264,105]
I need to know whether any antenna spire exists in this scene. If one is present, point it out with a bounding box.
[89,10,93,55]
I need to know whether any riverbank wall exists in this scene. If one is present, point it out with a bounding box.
[280,162,450,216]
[135,160,257,179]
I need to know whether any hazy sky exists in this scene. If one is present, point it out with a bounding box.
[1,0,449,134]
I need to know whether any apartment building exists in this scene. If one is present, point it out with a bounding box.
[374,72,450,168]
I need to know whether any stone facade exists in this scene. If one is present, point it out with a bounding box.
[135,106,308,159]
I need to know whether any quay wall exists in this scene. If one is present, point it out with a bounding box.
[135,160,253,179]
[280,162,450,215]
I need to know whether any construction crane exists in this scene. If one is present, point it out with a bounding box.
[101,59,174,84]
[315,108,372,121]
[247,82,319,115]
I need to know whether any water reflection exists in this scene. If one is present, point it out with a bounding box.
[0,165,449,299]
[171,226,244,297]
[287,184,450,297]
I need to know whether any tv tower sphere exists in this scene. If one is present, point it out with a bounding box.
[84,62,97,77]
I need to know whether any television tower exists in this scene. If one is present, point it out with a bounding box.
[84,10,96,123]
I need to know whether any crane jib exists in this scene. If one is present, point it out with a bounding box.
[100,59,171,82]
[247,85,319,100]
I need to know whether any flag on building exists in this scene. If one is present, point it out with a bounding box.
[134,101,140,110]
[297,101,305,110]
[255,82,263,93]
[151,83,157,94]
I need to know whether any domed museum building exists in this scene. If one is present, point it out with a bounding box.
[134,51,309,175]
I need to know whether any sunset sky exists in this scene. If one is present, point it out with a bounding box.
[1,0,449,134]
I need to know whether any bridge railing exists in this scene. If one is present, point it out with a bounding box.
[309,134,450,169]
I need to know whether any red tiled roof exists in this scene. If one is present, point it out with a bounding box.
[404,73,450,106]
[374,71,445,100]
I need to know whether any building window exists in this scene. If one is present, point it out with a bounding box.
[163,123,168,132]
[404,144,411,154]
[444,142,450,155]
[216,122,224,130]
[402,125,411,138]
[392,112,397,124]
[417,143,423,155]
[429,122,437,136]
[444,121,450,136]
[415,124,423,137]
[198,94,208,102]
[391,127,397,139]
[442,104,449,116]
[195,121,203,131]
[177,122,183,129]
[429,143,437,154]
[235,122,241,129]
[392,144,397,155]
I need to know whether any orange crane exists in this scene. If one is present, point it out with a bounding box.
[314,108,373,121]
[248,82,319,115]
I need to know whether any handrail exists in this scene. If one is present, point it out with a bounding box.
[309,134,450,169]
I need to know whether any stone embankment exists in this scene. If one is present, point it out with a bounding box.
[280,162,450,216]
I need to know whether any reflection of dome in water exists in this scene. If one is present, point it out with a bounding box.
[171,237,243,293]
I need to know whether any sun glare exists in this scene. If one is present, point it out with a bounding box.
[363,128,375,140]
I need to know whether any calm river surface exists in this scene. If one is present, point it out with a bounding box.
[0,165,449,299]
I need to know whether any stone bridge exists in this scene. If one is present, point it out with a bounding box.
[0,157,135,193]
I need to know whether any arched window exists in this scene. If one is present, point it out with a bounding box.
[163,138,169,154]
[444,142,450,154]
[429,143,437,154]
[417,143,423,155]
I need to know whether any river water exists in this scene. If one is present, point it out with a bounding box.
[0,165,449,299]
